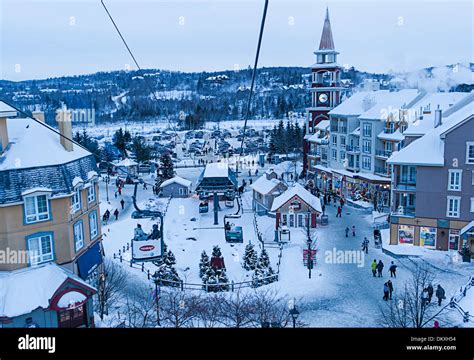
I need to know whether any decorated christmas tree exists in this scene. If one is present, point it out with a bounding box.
[242,243,258,271]
[199,250,210,278]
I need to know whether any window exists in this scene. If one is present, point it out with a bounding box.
[385,142,393,152]
[71,189,82,213]
[332,135,337,146]
[89,211,99,239]
[340,150,346,161]
[466,142,474,164]
[420,227,436,248]
[179,187,187,196]
[27,233,54,266]
[74,221,84,252]
[87,184,96,203]
[297,214,303,227]
[331,149,337,160]
[446,196,461,218]
[24,195,50,224]
[362,123,372,137]
[448,169,462,191]
[362,140,372,154]
[449,229,460,250]
[362,156,371,170]
[289,214,295,227]
[340,136,346,146]
[282,214,287,226]
[400,165,417,183]
[398,225,414,245]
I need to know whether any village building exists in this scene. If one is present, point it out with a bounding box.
[387,104,474,255]
[0,100,103,327]
[159,176,192,198]
[250,171,288,215]
[271,183,322,231]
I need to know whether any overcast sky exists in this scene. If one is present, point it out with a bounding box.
[0,0,472,80]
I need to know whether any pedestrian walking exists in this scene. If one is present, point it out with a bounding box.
[114,209,119,220]
[340,197,344,208]
[435,285,446,306]
[114,191,118,199]
[387,280,393,300]
[102,213,108,225]
[333,196,337,207]
[362,237,369,254]
[120,199,125,210]
[376,260,384,277]
[322,204,326,215]
[118,187,122,196]
[389,261,397,278]
[336,206,342,218]
[352,225,356,237]
[383,282,390,301]
[371,259,377,277]
[421,288,429,307]
[427,284,434,304]
[345,227,349,237]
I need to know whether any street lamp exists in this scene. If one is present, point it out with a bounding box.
[289,306,300,328]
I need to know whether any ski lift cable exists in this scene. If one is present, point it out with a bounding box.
[236,0,268,177]
[100,0,184,145]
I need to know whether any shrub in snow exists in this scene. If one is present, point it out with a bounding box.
[242,243,258,271]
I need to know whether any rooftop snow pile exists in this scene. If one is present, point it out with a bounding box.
[250,176,284,195]
[0,117,91,171]
[271,183,322,212]
[160,176,192,188]
[203,162,229,178]
[0,263,95,318]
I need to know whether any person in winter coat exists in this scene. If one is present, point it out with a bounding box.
[114,209,119,220]
[352,225,356,237]
[389,261,397,278]
[345,227,349,237]
[436,285,446,306]
[383,282,390,301]
[340,198,345,208]
[427,284,434,304]
[421,288,429,307]
[387,280,394,300]
[148,224,160,240]
[120,199,125,210]
[336,206,342,218]
[134,224,147,240]
[433,320,440,328]
[376,260,384,277]
[362,237,369,254]
[371,260,377,277]
[322,204,326,215]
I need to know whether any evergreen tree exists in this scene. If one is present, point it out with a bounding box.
[113,128,128,156]
[212,245,222,258]
[252,249,277,287]
[199,251,210,278]
[74,129,101,161]
[159,152,174,180]
[165,249,176,266]
[131,136,152,163]
[242,243,258,271]
[268,125,278,160]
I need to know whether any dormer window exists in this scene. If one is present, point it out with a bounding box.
[22,189,52,224]
[87,183,96,203]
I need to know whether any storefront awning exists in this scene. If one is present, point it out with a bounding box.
[461,221,474,236]
[77,242,103,280]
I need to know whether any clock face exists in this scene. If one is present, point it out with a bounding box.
[318,93,328,103]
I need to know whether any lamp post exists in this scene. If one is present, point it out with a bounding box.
[289,306,300,328]
[105,175,110,203]
[152,274,161,326]
[306,209,313,279]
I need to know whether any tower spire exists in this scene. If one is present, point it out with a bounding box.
[318,7,335,50]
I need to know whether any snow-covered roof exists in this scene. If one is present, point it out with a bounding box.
[328,91,391,116]
[250,175,284,195]
[403,92,473,136]
[21,187,53,197]
[271,183,322,213]
[57,290,87,309]
[115,158,138,167]
[377,129,405,141]
[87,170,98,180]
[203,162,229,178]
[388,105,474,166]
[358,89,420,120]
[160,176,192,188]
[0,117,92,171]
[350,127,360,136]
[0,263,95,318]
[72,176,84,188]
[314,120,330,131]
[0,101,18,116]
[461,221,474,235]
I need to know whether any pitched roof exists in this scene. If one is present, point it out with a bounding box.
[271,183,322,212]
[319,8,335,50]
[388,105,473,166]
[250,175,285,195]
[160,176,192,188]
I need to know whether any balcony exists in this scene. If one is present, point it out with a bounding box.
[346,145,360,153]
[375,149,393,159]
[374,166,390,177]
[347,162,360,171]
[392,206,416,217]
[393,183,416,192]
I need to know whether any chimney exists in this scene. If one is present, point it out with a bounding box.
[32,110,45,123]
[434,106,442,128]
[0,117,9,153]
[56,106,74,151]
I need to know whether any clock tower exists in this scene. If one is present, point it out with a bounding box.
[304,8,344,171]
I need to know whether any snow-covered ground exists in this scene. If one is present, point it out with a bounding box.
[97,164,474,327]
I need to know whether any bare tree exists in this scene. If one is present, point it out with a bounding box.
[215,290,254,328]
[248,288,291,327]
[160,289,202,328]
[195,294,221,328]
[97,259,129,320]
[379,265,445,328]
[122,283,157,328]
